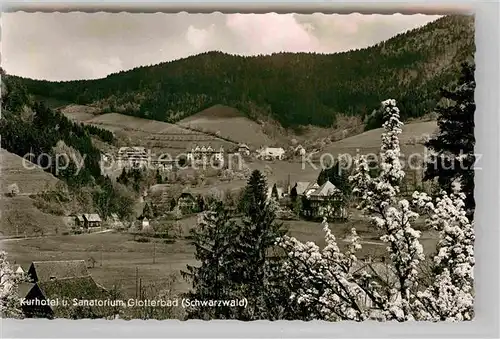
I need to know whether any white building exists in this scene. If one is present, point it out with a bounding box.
[259,147,286,160]
[117,146,150,169]
[186,145,224,165]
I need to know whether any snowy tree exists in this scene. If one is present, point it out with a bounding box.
[412,180,474,321]
[1,251,25,318]
[277,99,474,321]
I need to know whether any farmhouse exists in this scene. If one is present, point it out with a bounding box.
[73,214,85,228]
[117,146,150,169]
[186,145,224,165]
[83,214,102,230]
[21,260,111,318]
[26,260,90,282]
[259,147,286,160]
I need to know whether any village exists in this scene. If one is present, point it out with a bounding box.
[5,137,366,319]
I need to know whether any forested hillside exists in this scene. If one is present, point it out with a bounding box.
[0,71,136,221]
[13,15,474,128]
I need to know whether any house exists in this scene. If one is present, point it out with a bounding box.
[73,215,85,228]
[117,146,150,169]
[83,214,102,229]
[237,144,251,156]
[186,145,224,165]
[26,260,90,283]
[292,182,320,198]
[177,192,198,213]
[20,260,111,319]
[259,147,286,160]
[307,181,345,219]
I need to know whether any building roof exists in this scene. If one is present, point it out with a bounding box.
[27,260,90,283]
[265,147,285,153]
[73,215,85,222]
[238,143,250,149]
[310,180,339,197]
[35,276,111,318]
[18,282,35,298]
[83,213,101,222]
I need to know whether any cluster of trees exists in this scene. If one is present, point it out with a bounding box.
[1,74,114,187]
[0,72,137,220]
[13,16,472,129]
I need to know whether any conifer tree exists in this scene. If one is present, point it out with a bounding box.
[230,170,288,320]
[424,62,475,218]
[181,201,239,319]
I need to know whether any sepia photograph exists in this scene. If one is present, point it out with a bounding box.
[1,11,476,322]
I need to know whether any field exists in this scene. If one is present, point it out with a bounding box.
[316,121,438,161]
[0,148,61,195]
[2,214,439,298]
[177,104,277,148]
[0,196,69,237]
[59,106,238,156]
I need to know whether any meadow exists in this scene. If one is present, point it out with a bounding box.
[2,214,438,299]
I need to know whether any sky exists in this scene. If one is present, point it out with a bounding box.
[2,12,442,81]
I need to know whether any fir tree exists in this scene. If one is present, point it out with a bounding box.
[230,170,288,320]
[424,62,475,219]
[238,170,268,215]
[181,201,239,319]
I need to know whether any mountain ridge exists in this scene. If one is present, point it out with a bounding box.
[10,15,474,129]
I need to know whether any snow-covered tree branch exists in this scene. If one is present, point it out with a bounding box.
[0,251,25,318]
[276,99,474,322]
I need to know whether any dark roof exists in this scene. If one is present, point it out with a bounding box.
[38,276,107,300]
[36,276,112,318]
[17,282,36,298]
[28,260,90,283]
[83,213,101,222]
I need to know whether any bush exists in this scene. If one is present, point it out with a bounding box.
[135,237,150,243]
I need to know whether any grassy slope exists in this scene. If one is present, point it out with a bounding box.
[177,104,276,148]
[0,149,69,237]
